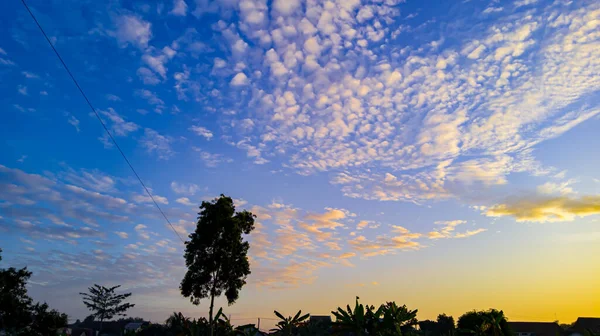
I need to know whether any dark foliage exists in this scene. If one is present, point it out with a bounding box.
[271,310,310,335]
[437,314,456,336]
[457,310,511,336]
[80,284,135,331]
[419,315,456,336]
[332,297,418,336]
[180,195,255,334]
[30,302,68,335]
[0,248,68,335]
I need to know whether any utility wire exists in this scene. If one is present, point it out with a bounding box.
[20,0,185,244]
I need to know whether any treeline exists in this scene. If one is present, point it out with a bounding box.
[0,248,68,335]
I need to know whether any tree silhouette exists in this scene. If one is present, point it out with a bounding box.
[437,314,456,336]
[30,302,68,335]
[270,310,310,336]
[457,310,511,336]
[180,195,255,336]
[0,248,33,332]
[1,248,68,333]
[80,284,135,332]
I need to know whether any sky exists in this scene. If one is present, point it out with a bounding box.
[1,0,600,330]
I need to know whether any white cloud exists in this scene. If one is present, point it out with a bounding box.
[100,108,139,137]
[106,94,121,101]
[115,231,129,239]
[134,224,151,240]
[483,7,503,14]
[113,14,152,48]
[170,0,188,16]
[170,182,200,195]
[67,115,80,132]
[22,71,39,79]
[139,128,174,160]
[17,85,27,95]
[192,147,232,167]
[132,191,169,204]
[137,67,161,85]
[176,197,194,206]
[136,89,165,112]
[189,125,213,139]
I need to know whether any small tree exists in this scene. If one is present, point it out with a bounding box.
[271,310,310,336]
[180,195,255,336]
[80,284,135,332]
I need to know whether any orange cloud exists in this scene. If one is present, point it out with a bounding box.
[487,195,600,222]
[304,208,346,229]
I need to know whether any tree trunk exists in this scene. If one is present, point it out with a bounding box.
[100,317,103,335]
[209,290,215,336]
[209,269,219,336]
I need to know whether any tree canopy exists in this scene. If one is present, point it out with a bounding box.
[80,284,135,330]
[180,195,255,335]
[457,309,511,336]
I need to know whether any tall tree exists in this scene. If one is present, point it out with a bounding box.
[80,284,135,332]
[180,195,255,336]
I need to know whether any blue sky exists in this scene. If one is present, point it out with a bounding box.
[1,0,600,328]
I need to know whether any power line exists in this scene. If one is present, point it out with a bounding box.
[19,0,185,244]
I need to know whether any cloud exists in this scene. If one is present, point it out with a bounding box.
[17,85,27,95]
[115,231,129,239]
[304,209,346,229]
[170,0,188,16]
[230,72,249,86]
[113,14,152,48]
[483,6,503,14]
[139,128,174,160]
[189,125,213,139]
[192,147,232,167]
[176,197,194,206]
[142,47,177,80]
[67,115,80,132]
[339,252,356,259]
[170,182,200,195]
[172,0,600,208]
[537,180,576,196]
[22,71,39,79]
[137,67,161,85]
[136,89,165,112]
[454,228,487,238]
[106,94,121,101]
[132,189,169,205]
[486,195,600,223]
[100,108,139,137]
[426,220,486,239]
[272,0,301,16]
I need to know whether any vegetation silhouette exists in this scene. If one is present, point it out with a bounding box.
[181,195,255,336]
